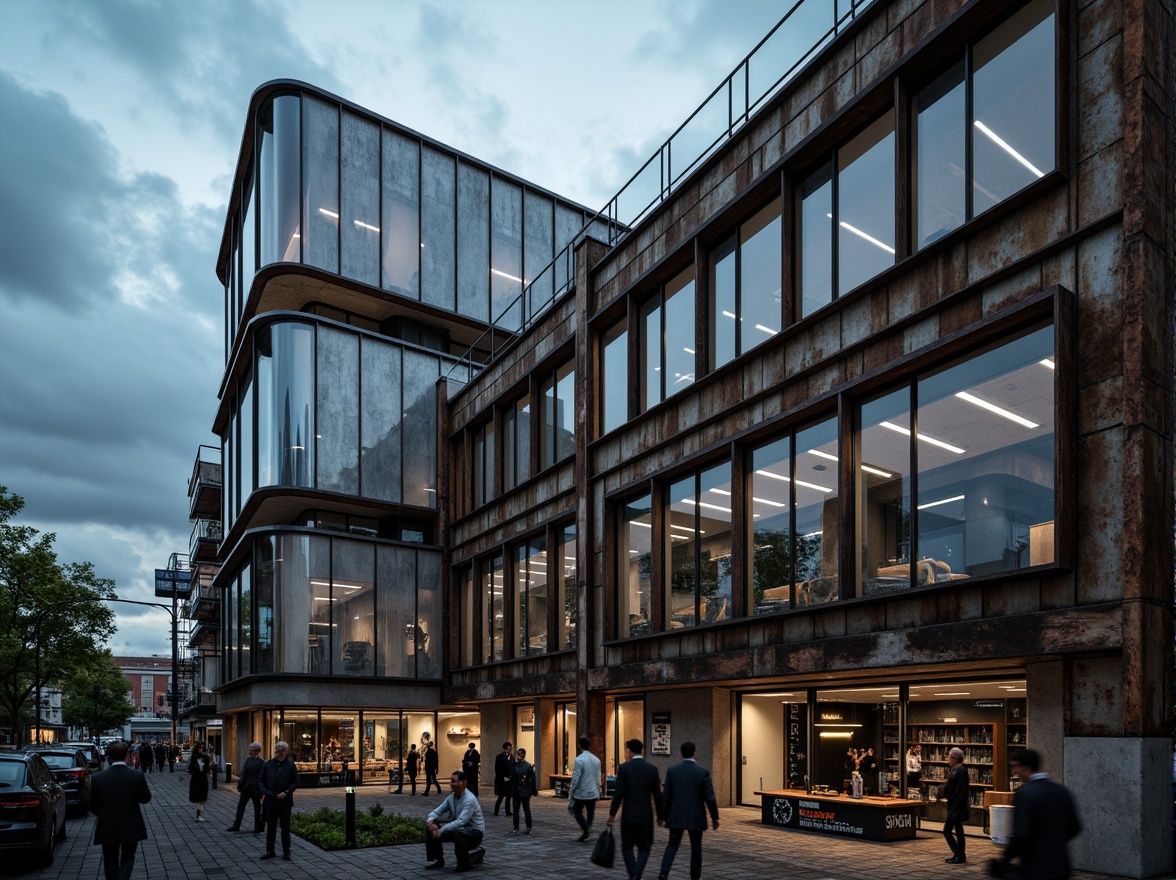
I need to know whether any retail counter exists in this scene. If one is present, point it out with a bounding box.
[754,789,920,841]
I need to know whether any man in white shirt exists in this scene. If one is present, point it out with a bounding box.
[425,771,485,872]
[569,736,602,842]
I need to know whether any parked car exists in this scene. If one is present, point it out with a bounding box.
[20,749,91,815]
[58,742,102,770]
[0,751,67,867]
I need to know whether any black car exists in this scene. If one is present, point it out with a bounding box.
[0,752,67,867]
[22,749,92,814]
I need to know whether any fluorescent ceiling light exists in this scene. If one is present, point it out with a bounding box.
[755,324,779,336]
[880,421,965,454]
[955,391,1039,428]
[974,120,1045,178]
[796,479,833,493]
[353,220,380,233]
[755,469,789,482]
[684,347,696,355]
[753,692,796,698]
[815,723,862,728]
[697,501,732,514]
[819,731,853,738]
[861,464,894,478]
[318,208,340,219]
[808,449,838,461]
[491,268,523,283]
[752,496,787,508]
[709,488,732,496]
[802,530,823,538]
[1040,358,1055,370]
[827,212,895,254]
[722,310,737,320]
[917,494,965,510]
[628,520,652,529]
[934,692,970,696]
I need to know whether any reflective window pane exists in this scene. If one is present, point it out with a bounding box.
[972,0,1055,214]
[739,201,782,353]
[710,236,737,369]
[640,296,662,410]
[838,115,895,295]
[255,537,274,674]
[416,552,441,678]
[421,146,455,310]
[341,111,380,285]
[664,267,696,399]
[618,495,652,638]
[401,349,440,507]
[795,417,839,604]
[259,95,301,266]
[302,96,339,273]
[914,64,966,249]
[360,337,402,503]
[751,436,792,614]
[916,327,1055,579]
[482,555,505,662]
[335,539,375,677]
[667,474,697,628]
[524,190,555,314]
[602,321,628,434]
[456,164,490,320]
[316,325,359,494]
[491,178,523,328]
[858,388,913,596]
[376,544,414,677]
[382,129,420,298]
[515,537,548,656]
[556,524,577,651]
[698,463,733,623]
[799,165,833,318]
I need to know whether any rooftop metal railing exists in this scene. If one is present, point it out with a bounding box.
[446,0,876,387]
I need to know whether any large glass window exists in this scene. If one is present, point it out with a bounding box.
[749,415,841,612]
[555,524,577,652]
[257,323,315,487]
[302,96,339,273]
[255,537,274,674]
[472,420,495,507]
[539,360,575,469]
[340,111,380,286]
[482,554,505,663]
[317,325,359,494]
[972,0,1056,214]
[601,320,629,434]
[667,462,733,628]
[259,95,301,266]
[914,1,1056,250]
[504,395,532,490]
[361,337,401,503]
[335,540,375,677]
[837,115,896,295]
[916,327,1055,579]
[421,146,456,311]
[798,165,833,319]
[710,201,782,368]
[491,178,523,328]
[857,388,913,596]
[617,495,653,637]
[457,165,491,320]
[239,565,252,677]
[640,267,695,411]
[514,537,548,656]
[382,130,420,298]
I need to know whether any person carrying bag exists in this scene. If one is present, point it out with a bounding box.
[591,826,615,869]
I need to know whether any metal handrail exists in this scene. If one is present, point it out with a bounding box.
[445,0,875,388]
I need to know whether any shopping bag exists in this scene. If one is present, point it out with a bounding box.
[590,827,615,869]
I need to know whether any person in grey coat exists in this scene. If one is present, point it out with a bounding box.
[655,741,718,880]
[90,740,152,880]
[227,742,265,833]
[569,736,602,841]
[939,747,970,864]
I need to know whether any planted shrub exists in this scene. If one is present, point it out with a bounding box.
[290,806,426,850]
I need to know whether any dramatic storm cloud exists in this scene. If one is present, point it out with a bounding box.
[0,0,792,654]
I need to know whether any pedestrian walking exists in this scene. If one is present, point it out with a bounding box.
[993,749,1082,879]
[462,742,481,796]
[606,738,664,880]
[226,742,265,833]
[154,742,166,772]
[188,742,211,822]
[398,744,420,794]
[209,746,218,789]
[509,747,536,835]
[140,740,154,774]
[493,741,515,816]
[89,740,152,880]
[423,741,441,795]
[259,740,300,861]
[939,747,970,864]
[655,741,719,880]
[424,771,485,872]
[569,736,602,842]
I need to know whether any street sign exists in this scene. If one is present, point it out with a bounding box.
[154,569,192,599]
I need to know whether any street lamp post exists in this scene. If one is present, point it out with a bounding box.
[33,596,180,746]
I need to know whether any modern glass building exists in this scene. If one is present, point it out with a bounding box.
[203,1,1173,873]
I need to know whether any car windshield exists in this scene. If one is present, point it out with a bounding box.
[41,755,76,769]
[0,762,25,787]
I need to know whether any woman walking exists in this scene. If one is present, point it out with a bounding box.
[509,747,536,835]
[189,742,212,822]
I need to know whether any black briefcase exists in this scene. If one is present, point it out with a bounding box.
[590,827,615,869]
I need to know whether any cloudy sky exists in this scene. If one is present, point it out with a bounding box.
[0,0,794,656]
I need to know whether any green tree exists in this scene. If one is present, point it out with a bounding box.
[0,487,117,744]
[61,652,135,737]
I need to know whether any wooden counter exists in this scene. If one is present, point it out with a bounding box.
[754,789,921,841]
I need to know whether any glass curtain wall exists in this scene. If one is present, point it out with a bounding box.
[618,495,654,637]
[514,537,548,656]
[555,524,577,651]
[711,201,782,368]
[601,321,629,434]
[667,463,733,629]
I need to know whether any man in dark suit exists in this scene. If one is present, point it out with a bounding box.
[259,741,299,861]
[90,740,152,880]
[607,738,664,880]
[656,741,718,880]
[462,742,481,796]
[997,749,1081,880]
[226,742,265,833]
[493,741,515,816]
[423,741,442,795]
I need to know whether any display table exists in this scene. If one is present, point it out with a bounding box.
[549,773,572,796]
[754,790,920,841]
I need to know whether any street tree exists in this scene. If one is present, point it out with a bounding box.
[0,486,117,744]
[61,651,136,738]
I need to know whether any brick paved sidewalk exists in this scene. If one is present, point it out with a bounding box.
[3,766,1152,880]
